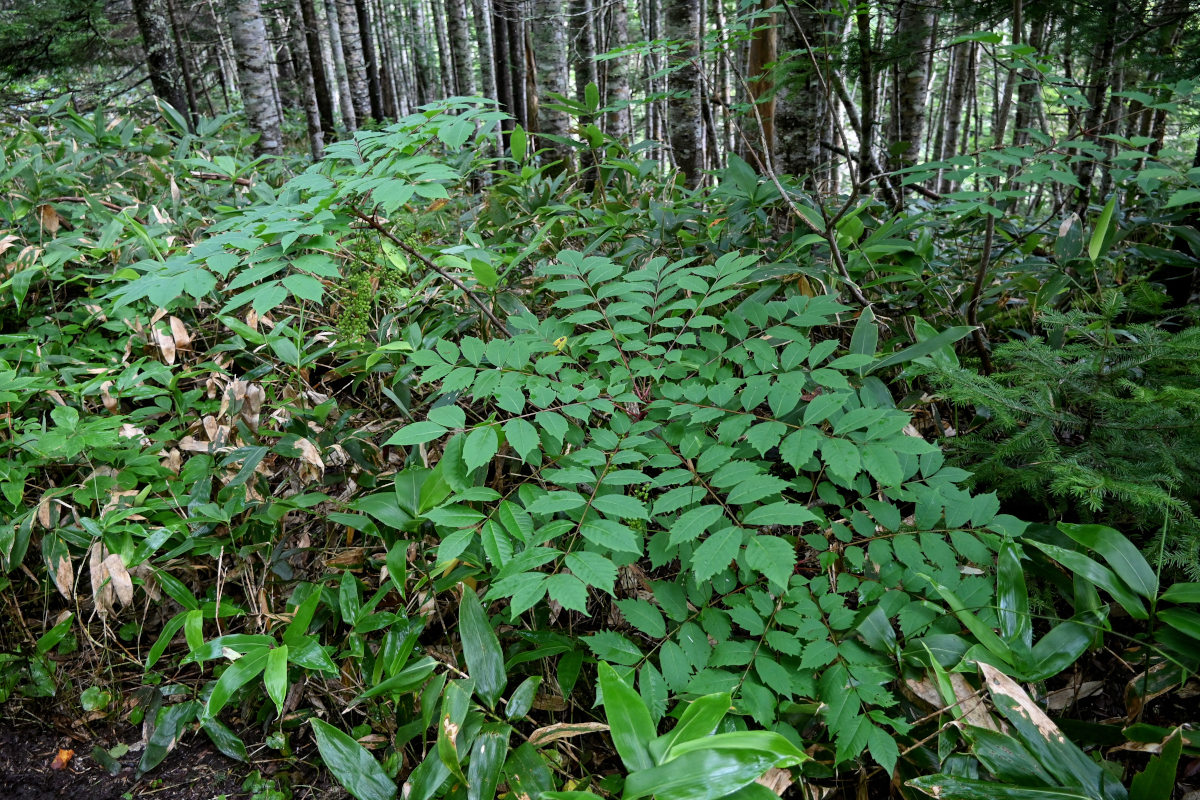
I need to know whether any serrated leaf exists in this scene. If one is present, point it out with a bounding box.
[743,535,796,589]
[463,425,498,473]
[565,551,617,595]
[616,598,666,638]
[691,527,744,583]
[592,493,649,520]
[504,418,539,462]
[546,573,589,613]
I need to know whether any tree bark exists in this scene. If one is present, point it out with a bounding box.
[473,0,498,101]
[326,0,357,129]
[531,0,571,167]
[408,0,435,105]
[603,0,631,138]
[938,39,972,193]
[447,0,478,96]
[664,0,701,186]
[132,0,191,122]
[298,0,336,133]
[884,0,936,174]
[336,0,372,124]
[226,0,284,154]
[355,0,385,119]
[289,0,326,157]
[432,0,455,96]
[776,0,831,185]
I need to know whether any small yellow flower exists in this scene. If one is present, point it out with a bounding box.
[552,336,568,351]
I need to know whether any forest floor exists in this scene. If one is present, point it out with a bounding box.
[0,713,346,800]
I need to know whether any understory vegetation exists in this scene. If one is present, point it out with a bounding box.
[3,80,1200,800]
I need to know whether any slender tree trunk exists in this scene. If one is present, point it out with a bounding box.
[508,5,528,127]
[664,0,701,185]
[166,0,200,124]
[326,0,357,128]
[744,0,777,169]
[132,0,191,121]
[226,0,284,154]
[354,0,385,119]
[531,0,571,166]
[269,9,299,110]
[447,0,477,96]
[432,0,455,95]
[337,0,372,123]
[409,0,434,105]
[885,0,936,177]
[289,0,326,157]
[604,0,631,138]
[938,39,972,193]
[570,0,598,100]
[373,0,400,116]
[298,0,336,132]
[855,3,875,183]
[473,0,498,100]
[493,0,514,123]
[1072,0,1116,214]
[776,0,832,185]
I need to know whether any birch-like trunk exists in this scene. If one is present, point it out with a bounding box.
[472,0,498,101]
[603,0,631,138]
[664,0,701,185]
[226,0,284,154]
[289,0,325,157]
[776,0,832,184]
[325,0,357,129]
[298,0,335,132]
[885,0,936,173]
[531,0,572,167]
[447,0,477,96]
[355,0,385,119]
[336,0,373,124]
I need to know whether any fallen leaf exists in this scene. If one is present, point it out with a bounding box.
[527,722,609,747]
[38,204,62,235]
[50,749,74,770]
[51,554,74,600]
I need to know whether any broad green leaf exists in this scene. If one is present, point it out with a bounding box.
[140,701,199,775]
[311,718,396,800]
[510,125,527,162]
[1158,607,1200,642]
[925,578,1013,663]
[1089,195,1117,262]
[666,730,806,762]
[504,418,539,462]
[459,588,506,709]
[742,535,796,590]
[506,676,542,720]
[467,724,511,800]
[565,551,617,594]
[204,646,271,720]
[1026,540,1147,619]
[598,662,655,771]
[463,425,499,473]
[1130,727,1183,800]
[997,542,1032,653]
[1059,523,1157,598]
[616,598,666,638]
[1160,583,1200,604]
[385,421,447,446]
[651,692,730,763]
[908,774,1093,799]
[201,717,248,762]
[264,645,288,717]
[592,493,649,520]
[348,657,438,708]
[623,748,781,800]
[867,326,975,373]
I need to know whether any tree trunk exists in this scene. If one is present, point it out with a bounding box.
[298,0,336,133]
[326,0,357,129]
[289,0,326,157]
[1072,0,1116,214]
[132,0,191,122]
[938,39,972,193]
[570,0,598,102]
[432,0,455,96]
[355,0,385,119]
[472,0,498,101]
[336,0,372,124]
[447,0,477,96]
[269,9,299,110]
[603,0,631,138]
[885,0,936,174]
[226,0,284,154]
[855,4,875,183]
[776,0,831,185]
[531,0,571,167]
[664,0,701,186]
[409,0,435,105]
[493,0,514,122]
[744,0,777,169]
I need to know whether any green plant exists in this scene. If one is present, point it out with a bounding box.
[930,293,1200,575]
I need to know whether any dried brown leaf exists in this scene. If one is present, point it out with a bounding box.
[527,722,609,747]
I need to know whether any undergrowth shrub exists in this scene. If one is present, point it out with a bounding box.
[930,291,1200,576]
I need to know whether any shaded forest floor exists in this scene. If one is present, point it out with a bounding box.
[0,713,346,800]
